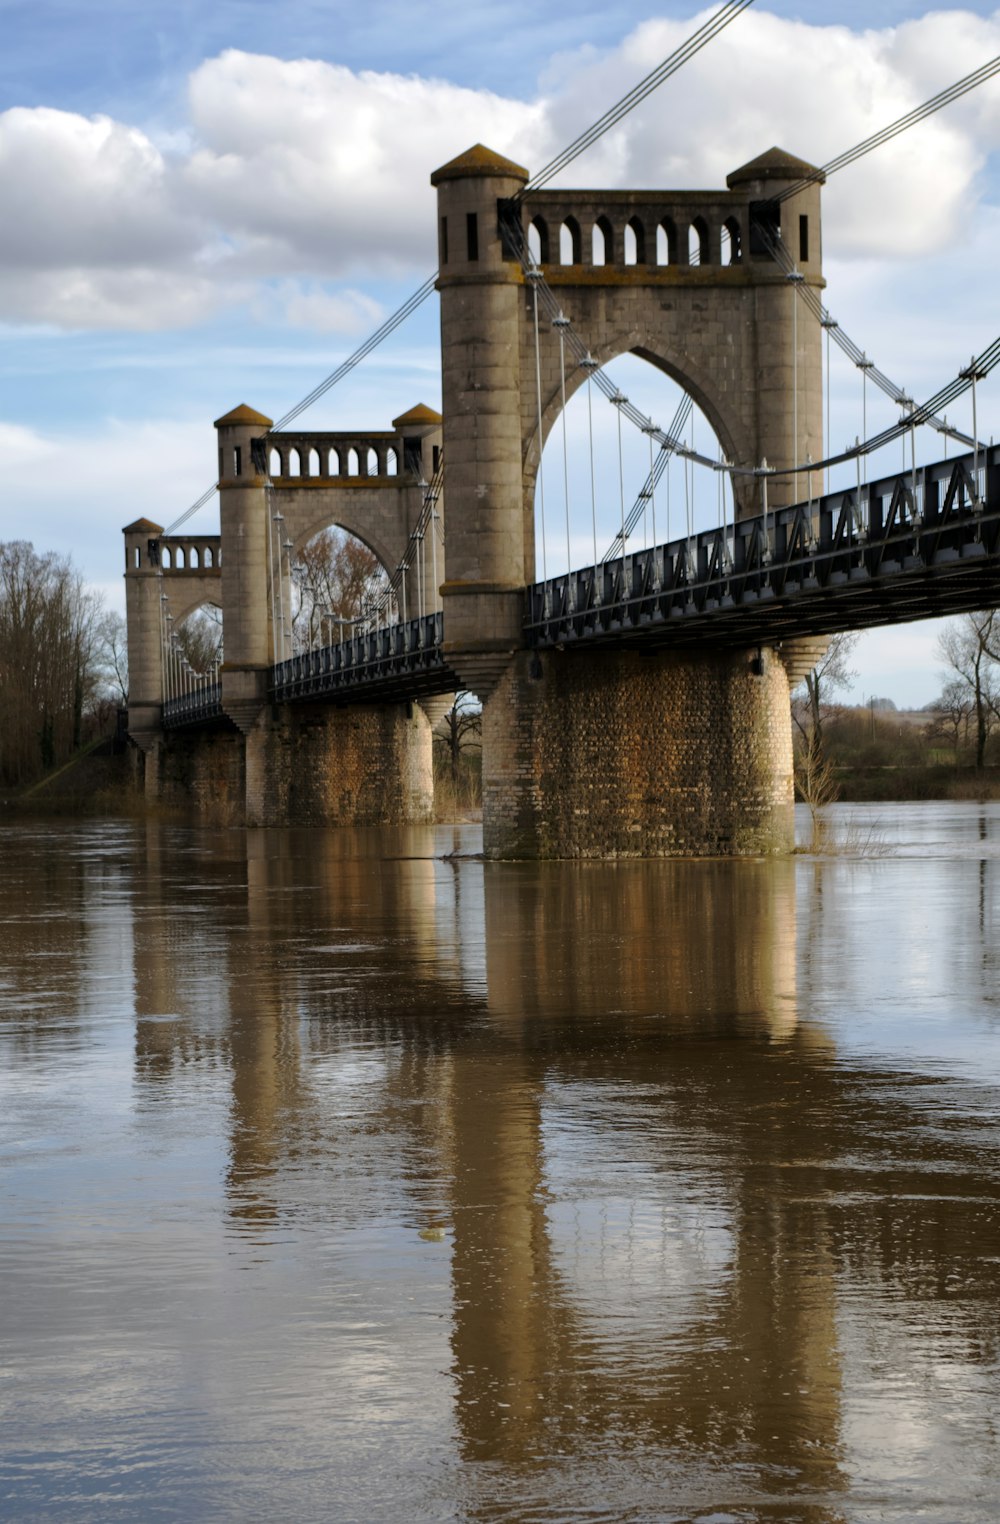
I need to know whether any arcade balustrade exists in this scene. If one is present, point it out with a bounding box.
[271,612,453,703]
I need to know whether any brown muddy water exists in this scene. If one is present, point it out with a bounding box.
[2,804,1000,1523]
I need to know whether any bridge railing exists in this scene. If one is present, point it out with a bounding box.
[270,612,447,701]
[526,446,1000,647]
[162,681,223,727]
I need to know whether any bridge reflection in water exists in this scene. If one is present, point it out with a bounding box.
[91,820,997,1518]
[6,820,1000,1517]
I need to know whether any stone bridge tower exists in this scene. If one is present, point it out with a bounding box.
[125,402,449,825]
[432,143,825,856]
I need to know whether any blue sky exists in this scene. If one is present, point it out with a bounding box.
[2,1,999,706]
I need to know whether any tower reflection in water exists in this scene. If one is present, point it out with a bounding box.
[127,822,1000,1520]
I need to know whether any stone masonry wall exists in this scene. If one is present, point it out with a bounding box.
[246,701,435,828]
[150,727,247,825]
[482,645,794,859]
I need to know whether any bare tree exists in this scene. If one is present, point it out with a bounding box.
[95,610,129,704]
[176,606,223,674]
[792,632,859,768]
[936,611,1000,770]
[927,679,974,763]
[437,692,482,783]
[290,529,392,648]
[0,541,103,786]
[798,633,859,759]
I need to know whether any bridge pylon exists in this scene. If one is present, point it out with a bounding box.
[214,403,275,736]
[432,145,533,702]
[122,516,167,752]
[430,142,827,855]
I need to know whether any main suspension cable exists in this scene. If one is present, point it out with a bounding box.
[798,333,1000,475]
[271,274,439,433]
[164,10,757,536]
[519,0,754,197]
[772,54,1000,204]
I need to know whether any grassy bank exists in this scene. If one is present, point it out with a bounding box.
[2,732,141,817]
[831,764,1000,802]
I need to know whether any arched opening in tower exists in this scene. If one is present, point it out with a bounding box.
[532,352,732,581]
[287,526,397,650]
[174,601,223,675]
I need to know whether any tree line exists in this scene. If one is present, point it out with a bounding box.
[0,541,125,789]
[793,610,1000,799]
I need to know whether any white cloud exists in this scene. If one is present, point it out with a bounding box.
[178,50,545,277]
[0,107,190,268]
[260,282,386,334]
[2,416,214,593]
[0,420,51,467]
[0,10,997,330]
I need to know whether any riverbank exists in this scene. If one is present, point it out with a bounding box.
[8,738,1000,818]
[1,732,139,816]
[831,763,1000,802]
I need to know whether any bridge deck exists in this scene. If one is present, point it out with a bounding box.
[162,613,456,729]
[161,447,999,727]
[528,448,1000,651]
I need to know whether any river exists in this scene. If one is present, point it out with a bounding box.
[2,804,999,1522]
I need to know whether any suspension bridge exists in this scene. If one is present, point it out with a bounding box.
[122,4,1000,857]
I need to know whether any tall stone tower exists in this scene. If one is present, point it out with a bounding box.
[431,145,532,701]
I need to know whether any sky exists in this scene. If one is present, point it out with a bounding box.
[2,0,999,707]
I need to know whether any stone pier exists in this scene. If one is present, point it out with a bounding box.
[482,645,795,858]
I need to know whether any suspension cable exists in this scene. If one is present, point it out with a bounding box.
[271,275,439,432]
[519,0,755,197]
[163,483,222,539]
[772,55,1000,205]
[164,10,756,536]
[603,393,693,559]
[798,333,1000,475]
[757,221,975,449]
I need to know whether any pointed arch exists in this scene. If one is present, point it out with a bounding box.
[689,217,709,266]
[656,217,678,266]
[722,216,742,266]
[521,335,744,511]
[559,217,582,266]
[173,599,224,674]
[528,215,550,265]
[593,216,614,266]
[625,216,646,266]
